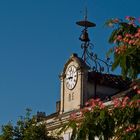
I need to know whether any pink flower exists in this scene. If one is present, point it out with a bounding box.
[122,96,129,102]
[70,113,77,120]
[113,18,120,23]
[125,16,130,20]
[133,85,138,90]
[95,98,100,103]
[122,96,129,108]
[128,40,135,45]
[125,16,135,21]
[114,47,120,54]
[137,28,140,33]
[138,17,140,23]
[88,99,96,108]
[137,89,140,94]
[112,98,121,108]
[116,35,122,41]
[125,126,134,132]
[132,84,140,94]
[91,102,96,108]
[85,101,89,106]
[99,102,105,109]
[134,33,140,38]
[125,33,132,38]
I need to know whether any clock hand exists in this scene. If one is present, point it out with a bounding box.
[69,76,73,79]
[66,76,73,80]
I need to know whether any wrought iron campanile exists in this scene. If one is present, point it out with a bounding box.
[76,10,111,73]
[76,9,96,62]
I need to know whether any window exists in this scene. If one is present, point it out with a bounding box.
[72,92,74,100]
[68,94,71,101]
[68,93,74,101]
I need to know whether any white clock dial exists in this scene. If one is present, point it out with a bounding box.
[66,65,77,90]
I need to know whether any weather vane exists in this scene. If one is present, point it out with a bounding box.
[76,8,111,73]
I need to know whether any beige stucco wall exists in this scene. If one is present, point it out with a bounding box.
[63,61,82,112]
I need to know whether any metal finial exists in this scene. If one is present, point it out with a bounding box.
[76,7,96,28]
[84,7,87,21]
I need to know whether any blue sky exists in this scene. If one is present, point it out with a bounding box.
[0,0,139,126]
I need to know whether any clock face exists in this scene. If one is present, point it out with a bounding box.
[66,65,78,90]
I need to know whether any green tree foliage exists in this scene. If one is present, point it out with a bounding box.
[0,122,13,140]
[0,109,59,140]
[106,17,140,79]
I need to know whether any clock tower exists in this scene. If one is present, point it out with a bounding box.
[41,11,132,140]
[60,53,89,113]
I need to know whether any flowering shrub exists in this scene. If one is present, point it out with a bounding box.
[65,94,140,140]
[106,16,140,79]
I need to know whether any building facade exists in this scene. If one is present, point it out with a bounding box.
[37,53,131,140]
